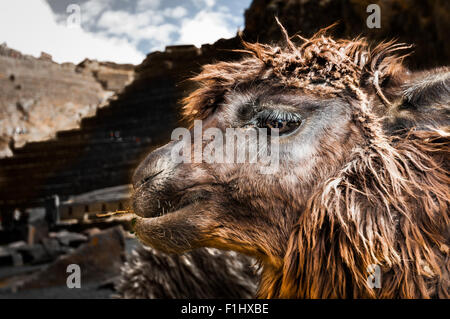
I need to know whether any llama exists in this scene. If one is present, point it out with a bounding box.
[130,23,449,298]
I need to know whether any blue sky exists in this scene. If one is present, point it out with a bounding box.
[0,0,251,64]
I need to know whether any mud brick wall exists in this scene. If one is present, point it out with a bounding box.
[0,40,242,209]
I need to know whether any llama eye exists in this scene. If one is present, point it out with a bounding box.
[237,105,255,119]
[253,109,302,135]
[261,119,302,135]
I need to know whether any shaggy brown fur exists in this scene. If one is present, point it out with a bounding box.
[272,127,449,298]
[132,22,449,299]
[117,246,258,298]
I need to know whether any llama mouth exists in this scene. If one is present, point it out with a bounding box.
[133,190,207,219]
[134,198,186,219]
[151,199,178,217]
[150,197,197,218]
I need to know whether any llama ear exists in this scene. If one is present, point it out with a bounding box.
[359,42,411,106]
[400,68,450,111]
[386,67,450,132]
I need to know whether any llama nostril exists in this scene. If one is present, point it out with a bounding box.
[132,141,176,189]
[136,170,163,189]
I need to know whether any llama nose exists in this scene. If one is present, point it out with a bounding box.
[132,142,175,189]
[133,170,163,189]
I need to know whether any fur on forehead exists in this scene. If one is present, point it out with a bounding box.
[182,22,411,123]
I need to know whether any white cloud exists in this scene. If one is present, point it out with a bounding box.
[80,0,111,27]
[0,0,145,64]
[97,10,177,51]
[0,0,246,64]
[177,10,236,47]
[192,0,216,9]
[138,24,178,43]
[98,10,163,36]
[136,0,160,12]
[163,6,188,19]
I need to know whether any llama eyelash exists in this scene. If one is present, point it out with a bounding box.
[241,108,303,136]
[256,109,302,124]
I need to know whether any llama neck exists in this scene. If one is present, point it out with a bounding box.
[257,264,284,298]
[257,129,449,299]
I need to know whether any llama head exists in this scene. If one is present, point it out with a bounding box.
[132,24,449,298]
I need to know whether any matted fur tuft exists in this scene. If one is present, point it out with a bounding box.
[117,245,259,299]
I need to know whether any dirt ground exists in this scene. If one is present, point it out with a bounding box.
[0,237,140,299]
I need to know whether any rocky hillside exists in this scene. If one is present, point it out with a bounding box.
[0,44,134,158]
[0,0,448,210]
